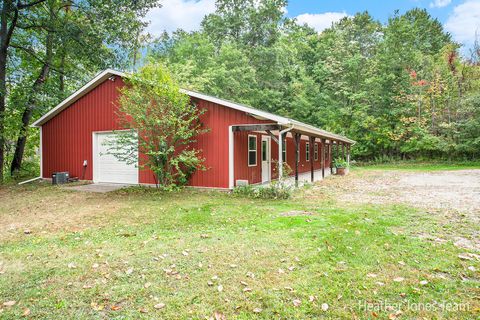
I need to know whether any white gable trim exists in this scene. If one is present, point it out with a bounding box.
[31,69,355,144]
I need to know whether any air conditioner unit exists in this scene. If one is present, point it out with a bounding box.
[236,180,249,186]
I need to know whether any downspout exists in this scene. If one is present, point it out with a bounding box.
[278,124,294,180]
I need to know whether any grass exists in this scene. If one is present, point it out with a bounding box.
[356,160,480,171]
[0,169,479,319]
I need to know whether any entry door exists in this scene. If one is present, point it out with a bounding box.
[261,136,271,183]
[93,132,138,184]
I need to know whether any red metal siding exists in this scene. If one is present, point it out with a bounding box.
[42,78,125,181]
[42,78,269,188]
[41,75,332,188]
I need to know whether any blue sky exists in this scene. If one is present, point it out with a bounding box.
[145,0,480,48]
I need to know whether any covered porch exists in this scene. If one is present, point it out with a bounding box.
[228,123,354,189]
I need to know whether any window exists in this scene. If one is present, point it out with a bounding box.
[248,135,257,166]
[282,138,287,161]
[314,143,318,161]
[306,142,310,161]
[262,140,267,161]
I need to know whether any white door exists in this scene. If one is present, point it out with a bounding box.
[93,132,138,184]
[261,136,271,183]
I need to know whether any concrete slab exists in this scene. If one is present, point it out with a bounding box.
[64,183,129,193]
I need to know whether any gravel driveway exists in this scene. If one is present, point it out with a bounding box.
[315,169,480,251]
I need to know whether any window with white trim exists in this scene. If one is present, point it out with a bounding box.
[282,138,287,161]
[314,143,318,161]
[306,142,310,161]
[248,135,257,166]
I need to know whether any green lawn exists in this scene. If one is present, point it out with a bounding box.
[0,169,478,319]
[356,160,480,171]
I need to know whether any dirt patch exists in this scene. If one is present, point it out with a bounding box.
[0,183,127,240]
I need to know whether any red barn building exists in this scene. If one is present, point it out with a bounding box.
[32,69,354,189]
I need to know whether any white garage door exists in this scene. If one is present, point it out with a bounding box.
[93,132,138,184]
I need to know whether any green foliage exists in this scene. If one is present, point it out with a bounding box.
[333,158,349,169]
[233,181,292,199]
[150,3,480,161]
[109,63,207,189]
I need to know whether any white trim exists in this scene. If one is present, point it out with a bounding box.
[314,143,318,161]
[39,126,43,178]
[228,126,234,189]
[31,69,355,144]
[261,135,271,183]
[248,134,257,167]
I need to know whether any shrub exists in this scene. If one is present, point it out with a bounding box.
[233,181,292,199]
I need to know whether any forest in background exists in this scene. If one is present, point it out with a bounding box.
[1,0,479,181]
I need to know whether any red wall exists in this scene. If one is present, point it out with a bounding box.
[42,77,269,188]
[41,76,332,188]
[42,78,124,181]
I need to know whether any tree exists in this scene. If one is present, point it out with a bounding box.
[7,0,161,177]
[109,63,207,189]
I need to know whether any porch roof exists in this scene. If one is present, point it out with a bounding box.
[31,69,355,145]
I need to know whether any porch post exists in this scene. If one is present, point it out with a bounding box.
[294,133,300,186]
[321,138,325,179]
[278,132,284,180]
[342,143,346,161]
[309,136,314,182]
[329,141,334,174]
[228,126,234,189]
[347,144,350,166]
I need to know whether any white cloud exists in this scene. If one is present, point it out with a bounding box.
[295,12,350,33]
[445,0,480,44]
[429,0,452,8]
[145,0,216,36]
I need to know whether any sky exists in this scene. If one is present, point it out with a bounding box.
[145,0,480,49]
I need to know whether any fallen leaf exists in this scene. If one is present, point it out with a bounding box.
[139,308,148,313]
[288,266,295,271]
[240,281,248,286]
[321,303,329,311]
[67,262,76,269]
[367,273,377,278]
[217,285,223,292]
[207,281,214,286]
[246,272,255,278]
[110,305,121,311]
[92,263,99,269]
[3,301,16,307]
[243,287,252,292]
[126,268,133,275]
[144,282,152,288]
[467,266,476,272]
[293,299,301,307]
[182,251,189,256]
[214,311,226,320]
[278,268,285,274]
[419,280,428,285]
[309,296,316,302]
[154,303,165,310]
[393,277,405,282]
[230,264,237,268]
[284,286,294,292]
[24,229,32,235]
[253,308,262,313]
[22,308,31,316]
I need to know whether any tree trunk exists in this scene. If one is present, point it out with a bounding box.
[0,0,18,182]
[10,29,53,174]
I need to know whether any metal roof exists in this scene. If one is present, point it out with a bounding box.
[32,69,355,144]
